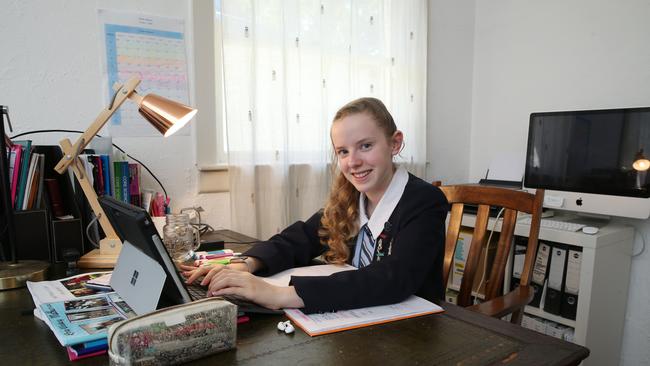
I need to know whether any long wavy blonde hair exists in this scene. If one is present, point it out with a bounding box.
[319,97,398,263]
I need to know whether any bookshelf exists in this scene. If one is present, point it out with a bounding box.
[459,213,634,366]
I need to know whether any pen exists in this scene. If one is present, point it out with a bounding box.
[196,258,231,266]
[200,252,235,260]
[194,249,234,259]
[195,254,247,267]
[206,249,234,255]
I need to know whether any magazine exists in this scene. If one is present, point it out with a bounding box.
[28,271,113,321]
[85,273,113,291]
[27,272,136,346]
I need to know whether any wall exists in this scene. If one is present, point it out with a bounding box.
[426,0,476,184]
[0,0,230,230]
[440,0,649,364]
[470,0,650,183]
[4,0,649,363]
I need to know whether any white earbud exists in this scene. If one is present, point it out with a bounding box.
[277,321,287,331]
[277,320,294,334]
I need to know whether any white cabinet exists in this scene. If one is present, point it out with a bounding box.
[460,214,634,366]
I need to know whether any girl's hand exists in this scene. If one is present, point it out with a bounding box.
[206,268,305,310]
[179,262,249,286]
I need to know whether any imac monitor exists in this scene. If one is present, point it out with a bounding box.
[524,107,650,219]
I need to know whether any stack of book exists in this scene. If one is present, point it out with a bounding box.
[6,139,168,216]
[26,272,135,361]
[76,152,166,216]
[7,140,46,211]
[77,154,143,207]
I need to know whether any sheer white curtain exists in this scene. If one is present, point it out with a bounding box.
[220,0,428,239]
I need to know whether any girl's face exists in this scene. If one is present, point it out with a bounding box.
[331,112,403,204]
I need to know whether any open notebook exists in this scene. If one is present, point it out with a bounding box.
[263,264,445,336]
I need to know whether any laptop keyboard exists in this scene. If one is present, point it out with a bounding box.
[187,283,208,300]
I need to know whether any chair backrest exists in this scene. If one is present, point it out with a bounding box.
[439,185,544,307]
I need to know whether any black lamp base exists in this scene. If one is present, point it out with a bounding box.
[0,260,49,290]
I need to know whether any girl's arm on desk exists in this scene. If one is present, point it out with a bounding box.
[207,269,305,309]
[179,258,305,310]
[180,256,263,284]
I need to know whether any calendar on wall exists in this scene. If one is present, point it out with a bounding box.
[99,9,191,137]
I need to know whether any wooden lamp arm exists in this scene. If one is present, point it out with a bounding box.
[54,78,141,174]
[52,77,142,264]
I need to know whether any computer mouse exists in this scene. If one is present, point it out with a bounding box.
[582,226,599,235]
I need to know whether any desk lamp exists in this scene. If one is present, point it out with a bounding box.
[54,77,196,268]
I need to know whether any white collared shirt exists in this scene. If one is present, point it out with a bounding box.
[352,166,409,267]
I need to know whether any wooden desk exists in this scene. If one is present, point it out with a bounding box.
[0,230,589,365]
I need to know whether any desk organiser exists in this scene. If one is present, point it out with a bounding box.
[11,146,85,263]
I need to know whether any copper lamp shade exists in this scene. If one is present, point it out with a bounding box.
[138,93,198,137]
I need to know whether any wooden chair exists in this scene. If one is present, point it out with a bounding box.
[439,185,544,324]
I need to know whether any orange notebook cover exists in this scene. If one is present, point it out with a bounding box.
[284,296,444,337]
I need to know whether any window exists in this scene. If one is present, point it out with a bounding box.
[194,0,428,237]
[194,0,428,170]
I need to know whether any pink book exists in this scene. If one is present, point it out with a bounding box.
[66,347,107,361]
[9,145,22,208]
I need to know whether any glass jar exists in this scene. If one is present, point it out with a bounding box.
[162,213,200,262]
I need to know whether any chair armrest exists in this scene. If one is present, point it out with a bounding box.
[467,285,534,319]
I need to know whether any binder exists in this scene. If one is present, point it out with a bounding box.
[449,230,472,291]
[449,228,496,295]
[560,248,582,320]
[529,242,551,307]
[544,244,567,315]
[510,238,527,290]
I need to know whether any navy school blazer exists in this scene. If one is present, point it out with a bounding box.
[244,173,449,313]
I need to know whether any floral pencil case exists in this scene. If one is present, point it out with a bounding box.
[108,298,237,365]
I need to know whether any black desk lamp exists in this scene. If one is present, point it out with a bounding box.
[0,106,49,290]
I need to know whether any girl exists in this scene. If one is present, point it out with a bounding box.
[182,97,448,313]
